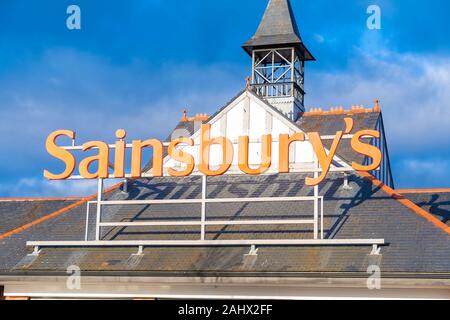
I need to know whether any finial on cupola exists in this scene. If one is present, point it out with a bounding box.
[181,109,188,122]
[374,99,381,112]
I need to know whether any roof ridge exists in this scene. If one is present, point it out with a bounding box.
[0,182,123,241]
[358,171,450,236]
[304,102,381,116]
[180,110,209,123]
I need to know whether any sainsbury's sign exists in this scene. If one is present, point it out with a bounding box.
[43,117,382,186]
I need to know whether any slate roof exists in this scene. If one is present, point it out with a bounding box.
[0,200,78,235]
[0,199,82,272]
[2,173,450,277]
[400,191,450,226]
[242,0,315,60]
[297,112,381,165]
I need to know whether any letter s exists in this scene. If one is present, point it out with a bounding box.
[168,138,195,177]
[351,130,382,171]
[44,130,76,180]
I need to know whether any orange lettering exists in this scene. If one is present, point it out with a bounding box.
[306,132,342,186]
[79,141,110,179]
[238,135,272,175]
[43,119,382,183]
[198,124,233,176]
[131,139,163,178]
[351,130,382,171]
[278,133,305,173]
[114,129,126,178]
[168,138,195,177]
[305,118,354,186]
[44,130,76,180]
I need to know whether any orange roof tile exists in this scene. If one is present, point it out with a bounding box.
[304,99,382,117]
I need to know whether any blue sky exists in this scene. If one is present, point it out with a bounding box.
[0,0,449,196]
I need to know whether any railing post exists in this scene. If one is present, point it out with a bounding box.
[251,50,255,84]
[201,175,207,241]
[85,201,90,241]
[95,179,104,241]
[314,159,319,240]
[320,197,324,240]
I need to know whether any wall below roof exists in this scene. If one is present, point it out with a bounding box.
[1,276,449,300]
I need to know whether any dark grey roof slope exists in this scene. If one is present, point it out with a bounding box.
[0,201,87,272]
[0,200,78,234]
[3,173,450,277]
[165,121,197,142]
[242,0,315,60]
[401,191,450,226]
[297,112,381,165]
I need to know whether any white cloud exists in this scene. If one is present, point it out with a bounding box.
[0,48,243,143]
[0,48,244,197]
[394,158,450,188]
[0,178,114,198]
[305,37,450,188]
[313,34,325,44]
[307,49,450,155]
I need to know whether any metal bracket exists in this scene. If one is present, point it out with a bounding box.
[132,245,144,256]
[122,179,128,193]
[28,246,41,257]
[245,245,259,257]
[342,173,353,190]
[370,244,381,256]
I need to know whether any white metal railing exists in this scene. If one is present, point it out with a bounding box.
[26,172,385,256]
[252,82,295,98]
[83,176,325,243]
[28,172,384,255]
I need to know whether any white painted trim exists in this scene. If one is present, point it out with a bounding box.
[3,276,449,300]
[27,239,385,247]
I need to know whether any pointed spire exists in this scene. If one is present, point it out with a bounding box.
[242,0,314,61]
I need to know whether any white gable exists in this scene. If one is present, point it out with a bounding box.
[162,90,347,175]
